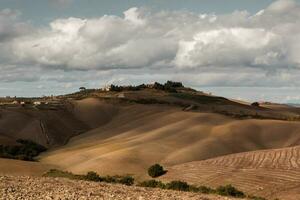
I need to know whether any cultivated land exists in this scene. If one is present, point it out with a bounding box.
[0,83,300,199]
[162,146,300,199]
[0,176,242,200]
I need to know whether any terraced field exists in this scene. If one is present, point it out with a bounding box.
[162,146,300,199]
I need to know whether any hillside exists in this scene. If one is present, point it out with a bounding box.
[0,158,52,176]
[0,176,242,200]
[1,84,300,149]
[0,104,88,147]
[161,146,300,199]
[1,83,300,198]
[40,98,300,177]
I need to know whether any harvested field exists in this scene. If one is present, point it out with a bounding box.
[162,146,300,199]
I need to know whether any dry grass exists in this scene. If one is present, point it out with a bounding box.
[162,146,300,199]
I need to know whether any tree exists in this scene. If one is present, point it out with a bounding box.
[165,81,183,88]
[166,180,189,191]
[85,171,101,182]
[79,87,86,91]
[251,102,260,107]
[216,184,245,198]
[148,164,167,178]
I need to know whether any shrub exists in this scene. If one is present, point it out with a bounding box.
[251,102,260,107]
[148,164,167,178]
[197,185,215,194]
[118,175,135,186]
[247,195,267,200]
[44,169,260,199]
[216,184,245,198]
[138,180,166,189]
[165,81,183,88]
[85,171,102,182]
[44,169,134,186]
[44,169,84,180]
[0,139,47,161]
[102,175,117,183]
[152,81,182,93]
[166,180,190,191]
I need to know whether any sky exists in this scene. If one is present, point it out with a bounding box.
[0,0,300,103]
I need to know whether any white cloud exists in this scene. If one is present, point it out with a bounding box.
[175,28,283,68]
[1,0,300,102]
[9,1,300,72]
[267,0,297,13]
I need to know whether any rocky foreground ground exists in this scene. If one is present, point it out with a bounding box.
[0,176,241,200]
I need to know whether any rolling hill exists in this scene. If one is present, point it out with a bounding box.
[1,83,300,199]
[161,146,300,199]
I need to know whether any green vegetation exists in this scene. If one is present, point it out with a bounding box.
[247,195,267,200]
[117,175,135,186]
[165,180,190,191]
[110,81,183,93]
[44,169,84,180]
[110,84,147,92]
[148,164,167,178]
[152,81,183,93]
[171,92,229,104]
[216,184,245,198]
[0,139,47,161]
[251,102,260,107]
[44,169,134,186]
[85,171,102,182]
[138,180,265,199]
[45,169,267,199]
[137,179,166,188]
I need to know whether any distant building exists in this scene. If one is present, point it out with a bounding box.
[20,101,31,105]
[12,100,20,104]
[102,85,111,91]
[33,101,42,105]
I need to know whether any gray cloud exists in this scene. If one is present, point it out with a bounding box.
[0,9,31,43]
[9,1,300,72]
[0,0,300,101]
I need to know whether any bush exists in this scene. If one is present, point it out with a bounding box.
[102,175,117,183]
[44,169,84,180]
[152,81,182,93]
[119,175,135,186]
[216,184,245,198]
[164,81,183,88]
[166,180,190,191]
[251,102,260,107]
[44,169,134,186]
[148,164,167,178]
[0,139,47,161]
[197,185,215,194]
[247,195,267,200]
[138,180,166,189]
[45,169,261,199]
[85,171,102,182]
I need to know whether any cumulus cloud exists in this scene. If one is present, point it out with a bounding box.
[9,1,300,72]
[1,0,300,101]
